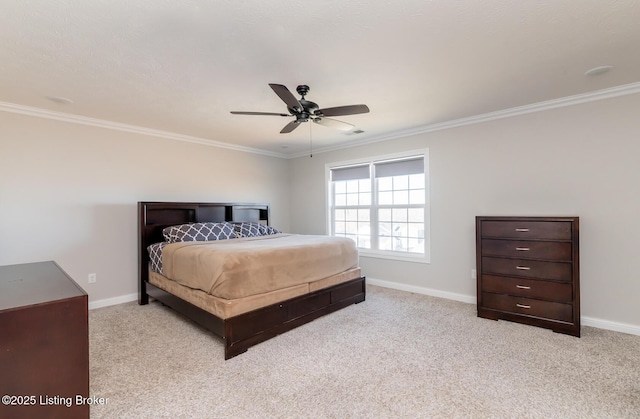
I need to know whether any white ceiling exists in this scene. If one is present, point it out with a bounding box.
[2,1,640,157]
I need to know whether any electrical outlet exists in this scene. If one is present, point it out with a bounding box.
[471,269,477,280]
[88,273,97,283]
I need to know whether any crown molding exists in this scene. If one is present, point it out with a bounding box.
[0,101,288,159]
[287,81,640,159]
[3,81,639,160]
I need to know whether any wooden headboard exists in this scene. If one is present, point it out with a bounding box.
[137,201,270,303]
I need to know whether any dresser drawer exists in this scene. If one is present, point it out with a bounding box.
[481,274,572,302]
[481,221,572,240]
[481,239,572,261]
[482,256,571,281]
[482,292,573,323]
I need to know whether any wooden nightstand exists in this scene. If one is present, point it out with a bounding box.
[0,261,89,419]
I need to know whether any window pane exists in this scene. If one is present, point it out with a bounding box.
[335,193,346,206]
[346,180,359,193]
[358,209,370,221]
[395,237,408,251]
[359,179,371,192]
[335,221,346,234]
[408,208,423,222]
[346,221,358,234]
[378,222,392,237]
[393,190,408,205]
[379,209,391,222]
[392,223,408,237]
[335,181,346,194]
[392,208,407,222]
[409,174,424,189]
[335,209,346,221]
[408,223,424,238]
[357,222,370,236]
[346,193,359,206]
[379,236,392,250]
[379,191,393,205]
[346,209,358,221]
[378,177,392,191]
[409,190,425,205]
[394,175,409,190]
[360,192,371,206]
[357,235,370,249]
[408,238,424,253]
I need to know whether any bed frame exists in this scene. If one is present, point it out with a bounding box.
[138,201,366,359]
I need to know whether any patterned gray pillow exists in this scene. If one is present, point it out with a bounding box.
[162,222,237,243]
[259,224,281,236]
[234,222,281,237]
[234,222,262,238]
[147,242,168,273]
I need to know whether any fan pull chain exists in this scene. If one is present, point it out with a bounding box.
[309,121,313,158]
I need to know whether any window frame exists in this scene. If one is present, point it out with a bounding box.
[326,149,430,264]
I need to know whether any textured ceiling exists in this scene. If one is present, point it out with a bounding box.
[1,0,640,157]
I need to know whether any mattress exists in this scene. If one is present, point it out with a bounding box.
[159,234,359,299]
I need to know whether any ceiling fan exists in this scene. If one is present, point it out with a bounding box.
[230,84,369,134]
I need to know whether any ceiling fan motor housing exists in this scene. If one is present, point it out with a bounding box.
[291,86,319,121]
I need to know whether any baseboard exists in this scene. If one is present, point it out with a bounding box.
[366,277,476,304]
[89,282,640,337]
[582,316,640,336]
[89,293,138,310]
[367,277,640,337]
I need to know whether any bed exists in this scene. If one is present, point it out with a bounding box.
[138,201,366,359]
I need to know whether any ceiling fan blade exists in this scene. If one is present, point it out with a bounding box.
[280,120,301,133]
[314,117,354,131]
[230,111,290,116]
[316,104,370,117]
[269,84,302,111]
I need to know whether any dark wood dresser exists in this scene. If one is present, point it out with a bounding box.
[0,261,89,419]
[476,216,580,336]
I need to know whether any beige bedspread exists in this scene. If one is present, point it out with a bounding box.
[162,234,358,299]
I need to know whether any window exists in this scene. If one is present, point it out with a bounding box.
[327,150,429,262]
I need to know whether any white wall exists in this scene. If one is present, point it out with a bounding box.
[289,93,640,329]
[3,93,639,330]
[0,111,290,304]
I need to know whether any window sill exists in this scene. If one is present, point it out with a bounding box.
[358,249,430,264]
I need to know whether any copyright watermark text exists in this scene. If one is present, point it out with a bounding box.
[2,394,108,408]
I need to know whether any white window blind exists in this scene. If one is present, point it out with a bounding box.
[374,157,424,178]
[330,164,370,181]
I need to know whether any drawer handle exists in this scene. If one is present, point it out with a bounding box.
[515,228,530,232]
[516,304,531,309]
[516,266,531,270]
[515,247,530,251]
[516,285,531,289]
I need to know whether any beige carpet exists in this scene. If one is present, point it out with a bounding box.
[89,285,640,418]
